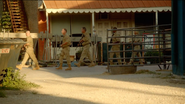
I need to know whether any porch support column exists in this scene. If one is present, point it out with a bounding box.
[171,0,185,76]
[45,10,50,61]
[92,12,96,62]
[155,10,158,31]
[155,10,158,50]
[92,12,95,35]
[46,11,49,33]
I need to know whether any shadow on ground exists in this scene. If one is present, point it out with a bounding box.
[27,65,185,90]
[0,90,99,104]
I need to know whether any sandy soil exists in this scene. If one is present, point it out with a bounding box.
[0,66,185,104]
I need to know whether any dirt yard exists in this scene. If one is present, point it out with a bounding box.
[0,66,185,104]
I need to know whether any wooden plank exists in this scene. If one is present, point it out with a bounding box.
[51,36,102,42]
[15,28,24,31]
[10,7,20,10]
[11,10,21,12]
[9,4,19,6]
[12,15,21,18]
[0,33,102,41]
[12,13,21,15]
[13,24,27,26]
[0,33,53,39]
[14,22,21,24]
[9,1,19,4]
[13,19,21,21]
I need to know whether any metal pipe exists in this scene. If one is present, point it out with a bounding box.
[92,12,96,63]
[55,35,57,64]
[106,24,171,67]
[107,24,171,31]
[131,29,134,65]
[108,48,171,52]
[109,63,171,67]
[108,40,171,45]
[124,30,126,63]
[107,29,109,72]
[108,56,171,60]
[158,27,162,65]
[156,10,158,32]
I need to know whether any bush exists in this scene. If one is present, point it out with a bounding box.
[1,68,39,90]
[0,11,12,32]
[144,51,163,64]
[0,90,6,98]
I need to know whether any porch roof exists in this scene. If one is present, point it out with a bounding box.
[44,0,171,13]
[46,7,171,13]
[44,0,171,9]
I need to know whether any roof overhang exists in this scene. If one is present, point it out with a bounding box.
[46,7,171,14]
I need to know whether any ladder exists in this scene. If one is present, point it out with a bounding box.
[5,0,29,32]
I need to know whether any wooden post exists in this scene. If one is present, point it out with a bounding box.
[92,12,96,63]
[3,29,5,39]
[101,42,103,64]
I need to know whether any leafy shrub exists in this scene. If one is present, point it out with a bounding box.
[144,51,163,64]
[0,11,12,32]
[1,68,39,90]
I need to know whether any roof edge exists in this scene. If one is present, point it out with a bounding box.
[46,7,171,14]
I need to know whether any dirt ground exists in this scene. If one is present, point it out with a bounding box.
[0,65,185,104]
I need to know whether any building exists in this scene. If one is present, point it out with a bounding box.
[37,0,171,60]
[0,0,172,60]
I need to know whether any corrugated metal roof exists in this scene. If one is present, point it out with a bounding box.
[44,0,171,9]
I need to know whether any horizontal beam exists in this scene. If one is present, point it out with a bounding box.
[0,33,53,39]
[109,63,171,67]
[0,33,102,42]
[51,36,102,42]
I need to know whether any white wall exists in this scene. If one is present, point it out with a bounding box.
[95,13,135,43]
[50,13,92,60]
[50,13,91,35]
[50,14,71,36]
[71,14,91,34]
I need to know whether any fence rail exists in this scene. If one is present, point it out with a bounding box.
[107,24,171,72]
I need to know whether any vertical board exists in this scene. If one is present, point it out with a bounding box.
[97,43,101,62]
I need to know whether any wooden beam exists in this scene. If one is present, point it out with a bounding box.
[0,32,102,42]
[51,36,102,42]
[0,33,53,39]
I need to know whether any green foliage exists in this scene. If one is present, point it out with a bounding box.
[0,90,6,98]
[76,47,83,54]
[3,12,9,15]
[1,68,39,90]
[144,51,163,64]
[135,69,160,75]
[0,18,1,32]
[32,91,38,95]
[0,11,12,32]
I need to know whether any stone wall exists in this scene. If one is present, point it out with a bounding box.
[0,0,3,31]
[0,0,2,18]
[22,0,38,33]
